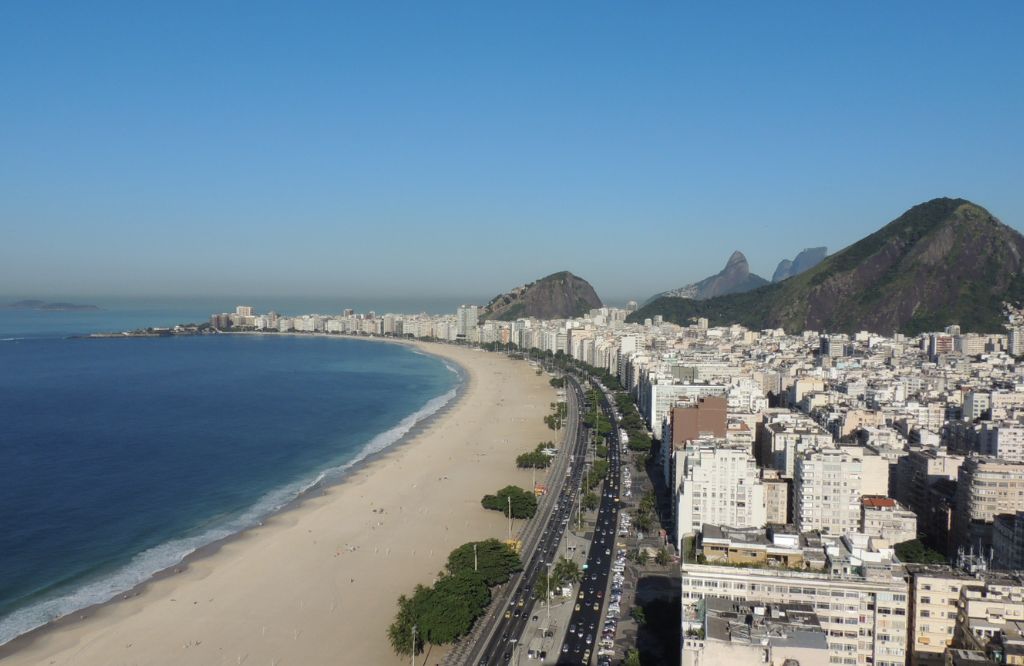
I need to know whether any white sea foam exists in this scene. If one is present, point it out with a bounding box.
[0,380,461,648]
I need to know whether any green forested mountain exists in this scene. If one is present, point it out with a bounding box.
[629,198,1024,335]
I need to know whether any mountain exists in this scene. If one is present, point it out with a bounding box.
[647,251,769,302]
[629,198,1024,335]
[481,271,602,321]
[772,247,828,282]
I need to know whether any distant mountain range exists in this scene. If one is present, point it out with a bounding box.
[5,300,100,311]
[772,247,828,283]
[629,198,1024,335]
[645,246,829,305]
[481,271,602,321]
[646,251,769,303]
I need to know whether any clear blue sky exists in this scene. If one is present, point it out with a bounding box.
[2,2,1021,306]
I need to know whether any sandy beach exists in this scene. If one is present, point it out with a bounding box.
[1,340,558,666]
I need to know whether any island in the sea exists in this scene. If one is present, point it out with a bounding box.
[5,300,101,312]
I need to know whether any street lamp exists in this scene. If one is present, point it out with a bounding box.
[546,562,552,624]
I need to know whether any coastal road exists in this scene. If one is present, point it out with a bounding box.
[454,372,589,666]
[556,379,622,666]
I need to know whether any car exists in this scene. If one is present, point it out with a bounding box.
[575,603,581,611]
[583,649,591,661]
[531,614,539,621]
[593,602,600,611]
[586,634,593,645]
[504,610,512,619]
[513,608,521,617]
[561,644,569,653]
[578,590,585,599]
[569,623,576,634]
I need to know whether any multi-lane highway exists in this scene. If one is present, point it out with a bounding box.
[556,379,622,666]
[458,369,626,666]
[462,373,591,666]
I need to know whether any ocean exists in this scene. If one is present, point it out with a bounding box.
[0,308,461,646]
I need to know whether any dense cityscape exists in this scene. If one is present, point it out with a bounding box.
[200,302,1024,666]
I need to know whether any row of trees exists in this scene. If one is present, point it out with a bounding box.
[634,490,658,534]
[544,400,568,431]
[613,391,652,452]
[388,539,522,656]
[481,485,538,519]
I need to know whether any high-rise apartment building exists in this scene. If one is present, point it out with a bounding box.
[455,304,479,338]
[953,456,1024,548]
[673,442,766,549]
[794,448,863,534]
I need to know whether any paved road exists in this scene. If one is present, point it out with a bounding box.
[556,379,622,666]
[460,373,591,666]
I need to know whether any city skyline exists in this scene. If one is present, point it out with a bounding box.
[2,3,1022,303]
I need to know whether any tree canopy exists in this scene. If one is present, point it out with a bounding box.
[481,485,537,519]
[446,539,522,586]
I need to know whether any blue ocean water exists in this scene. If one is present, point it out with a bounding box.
[0,313,460,645]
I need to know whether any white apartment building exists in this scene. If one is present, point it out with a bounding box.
[861,497,918,545]
[977,420,1024,463]
[682,542,909,666]
[762,417,835,478]
[674,442,766,550]
[644,381,726,440]
[456,304,479,337]
[795,448,863,535]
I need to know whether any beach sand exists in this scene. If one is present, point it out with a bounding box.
[1,341,557,666]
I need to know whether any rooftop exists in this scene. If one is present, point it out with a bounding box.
[703,597,827,652]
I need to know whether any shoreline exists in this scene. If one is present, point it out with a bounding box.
[0,338,555,665]
[0,335,465,655]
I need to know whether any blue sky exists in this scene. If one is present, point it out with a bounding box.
[2,2,1021,306]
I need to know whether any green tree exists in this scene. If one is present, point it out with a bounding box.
[415,572,490,644]
[630,606,647,624]
[516,450,551,469]
[894,539,947,564]
[624,649,642,666]
[655,548,670,566]
[387,592,424,657]
[581,492,600,512]
[553,557,581,585]
[533,568,557,600]
[445,539,522,586]
[481,485,537,519]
